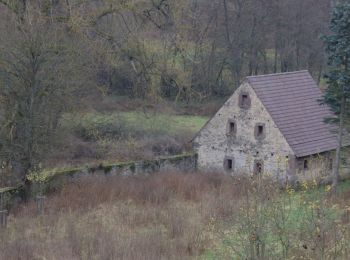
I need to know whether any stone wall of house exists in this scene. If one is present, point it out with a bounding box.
[193,82,295,181]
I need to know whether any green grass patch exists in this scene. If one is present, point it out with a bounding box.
[118,111,208,134]
[204,179,350,259]
[64,111,208,139]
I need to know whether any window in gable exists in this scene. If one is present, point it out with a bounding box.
[239,92,251,109]
[255,123,266,140]
[226,119,237,136]
[230,122,235,132]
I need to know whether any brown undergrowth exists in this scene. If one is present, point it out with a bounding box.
[2,173,350,259]
[0,172,248,260]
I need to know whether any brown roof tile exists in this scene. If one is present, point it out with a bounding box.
[247,70,347,157]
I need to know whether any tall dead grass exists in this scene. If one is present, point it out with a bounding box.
[0,171,249,260]
[2,172,350,259]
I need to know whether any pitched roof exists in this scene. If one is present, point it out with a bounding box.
[247,70,346,157]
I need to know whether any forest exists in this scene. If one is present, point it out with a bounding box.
[0,0,335,185]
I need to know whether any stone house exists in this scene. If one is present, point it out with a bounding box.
[193,70,348,182]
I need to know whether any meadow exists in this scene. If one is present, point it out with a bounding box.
[64,111,208,138]
[42,111,208,170]
[2,172,350,259]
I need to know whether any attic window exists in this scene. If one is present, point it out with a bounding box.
[224,157,234,171]
[227,119,237,136]
[255,123,266,140]
[239,92,251,109]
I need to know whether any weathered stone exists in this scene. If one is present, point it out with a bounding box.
[193,81,334,183]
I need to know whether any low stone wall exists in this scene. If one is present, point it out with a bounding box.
[0,153,198,209]
[1,152,349,209]
[0,185,24,210]
[41,153,197,194]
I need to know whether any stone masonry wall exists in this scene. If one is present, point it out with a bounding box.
[0,153,197,209]
[193,82,295,181]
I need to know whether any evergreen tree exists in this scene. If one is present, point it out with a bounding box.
[322,2,350,192]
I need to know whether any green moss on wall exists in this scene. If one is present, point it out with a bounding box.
[0,152,198,205]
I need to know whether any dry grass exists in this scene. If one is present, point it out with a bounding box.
[0,171,246,260]
[3,172,350,259]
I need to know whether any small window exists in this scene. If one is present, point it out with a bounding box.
[224,157,234,171]
[227,119,237,136]
[239,92,251,109]
[254,160,264,175]
[227,159,233,169]
[297,159,308,172]
[230,122,235,133]
[329,158,333,170]
[303,159,308,170]
[255,123,266,140]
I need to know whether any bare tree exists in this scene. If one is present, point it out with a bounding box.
[0,2,94,190]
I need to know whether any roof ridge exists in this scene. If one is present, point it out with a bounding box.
[247,70,309,79]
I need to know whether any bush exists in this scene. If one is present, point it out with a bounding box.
[72,117,131,141]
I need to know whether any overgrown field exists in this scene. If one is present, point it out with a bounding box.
[2,172,350,259]
[44,111,208,169]
[64,111,208,138]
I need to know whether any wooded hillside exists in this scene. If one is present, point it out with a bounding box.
[0,0,333,100]
[0,0,336,184]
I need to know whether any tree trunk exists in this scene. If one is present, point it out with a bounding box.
[332,89,345,193]
[23,177,32,202]
[222,0,231,45]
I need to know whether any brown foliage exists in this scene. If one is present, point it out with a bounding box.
[1,171,248,259]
